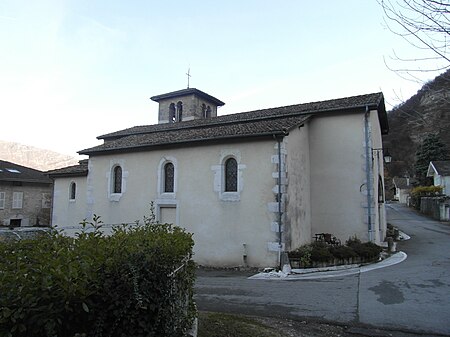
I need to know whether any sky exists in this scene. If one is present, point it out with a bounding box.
[0,0,446,157]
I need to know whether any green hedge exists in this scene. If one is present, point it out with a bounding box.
[411,185,443,197]
[288,236,382,267]
[0,215,195,337]
[410,185,443,210]
[345,236,382,260]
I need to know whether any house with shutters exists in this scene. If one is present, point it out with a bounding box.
[48,88,389,267]
[0,160,52,228]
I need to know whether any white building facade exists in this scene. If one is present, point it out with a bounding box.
[49,89,389,268]
[427,161,450,196]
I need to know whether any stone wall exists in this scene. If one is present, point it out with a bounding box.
[0,227,53,241]
[420,196,450,221]
[0,183,52,227]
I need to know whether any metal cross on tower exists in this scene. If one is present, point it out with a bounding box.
[186,68,191,88]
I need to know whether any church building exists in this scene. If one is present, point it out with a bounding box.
[48,88,389,268]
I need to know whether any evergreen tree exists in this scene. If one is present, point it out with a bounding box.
[414,133,449,185]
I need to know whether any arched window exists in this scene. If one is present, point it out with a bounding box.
[225,158,238,192]
[378,175,384,203]
[206,106,211,118]
[164,162,174,193]
[113,166,122,193]
[69,182,76,200]
[176,101,183,122]
[169,103,176,123]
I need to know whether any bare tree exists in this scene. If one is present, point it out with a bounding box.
[379,0,449,80]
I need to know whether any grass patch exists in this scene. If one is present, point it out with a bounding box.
[198,312,285,337]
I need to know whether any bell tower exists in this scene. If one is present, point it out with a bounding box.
[151,88,225,124]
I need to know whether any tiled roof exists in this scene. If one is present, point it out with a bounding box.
[150,88,225,106]
[0,160,52,184]
[81,115,310,155]
[431,161,450,176]
[46,159,89,178]
[100,92,386,140]
[393,177,413,189]
[81,92,387,155]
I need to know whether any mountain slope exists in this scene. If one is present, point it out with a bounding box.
[0,141,80,171]
[383,69,450,178]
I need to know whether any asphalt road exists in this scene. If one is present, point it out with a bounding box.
[194,203,450,336]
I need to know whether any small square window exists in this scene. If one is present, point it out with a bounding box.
[10,219,22,227]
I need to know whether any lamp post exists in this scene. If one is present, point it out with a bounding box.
[383,148,392,163]
[372,148,392,164]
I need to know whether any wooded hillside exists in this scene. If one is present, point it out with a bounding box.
[383,69,450,178]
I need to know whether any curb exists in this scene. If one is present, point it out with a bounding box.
[248,251,408,280]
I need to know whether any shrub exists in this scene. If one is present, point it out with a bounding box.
[386,223,400,240]
[346,235,382,260]
[0,214,195,337]
[310,242,334,262]
[288,244,312,267]
[289,235,382,267]
[329,245,358,260]
[352,241,382,259]
[411,185,443,197]
[345,235,362,247]
[410,185,444,209]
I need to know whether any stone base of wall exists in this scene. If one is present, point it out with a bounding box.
[0,227,53,241]
[289,256,379,269]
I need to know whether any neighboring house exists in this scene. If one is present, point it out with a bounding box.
[48,88,389,268]
[0,160,52,227]
[393,177,412,204]
[427,161,450,196]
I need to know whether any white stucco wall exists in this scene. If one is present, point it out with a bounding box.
[53,140,281,267]
[51,107,388,266]
[285,124,311,251]
[51,176,89,234]
[370,109,387,243]
[398,189,410,204]
[308,110,386,244]
[434,175,450,196]
[444,177,450,196]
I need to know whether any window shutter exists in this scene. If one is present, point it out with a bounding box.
[12,192,23,209]
[0,192,5,209]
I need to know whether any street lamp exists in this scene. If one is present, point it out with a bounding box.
[373,148,392,164]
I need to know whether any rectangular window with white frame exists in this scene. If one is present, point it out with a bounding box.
[0,192,5,209]
[12,192,23,209]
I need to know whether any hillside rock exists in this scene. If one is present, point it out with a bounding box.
[383,69,450,178]
[0,140,80,171]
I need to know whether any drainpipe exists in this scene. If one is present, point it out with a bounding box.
[273,132,285,269]
[364,106,373,242]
